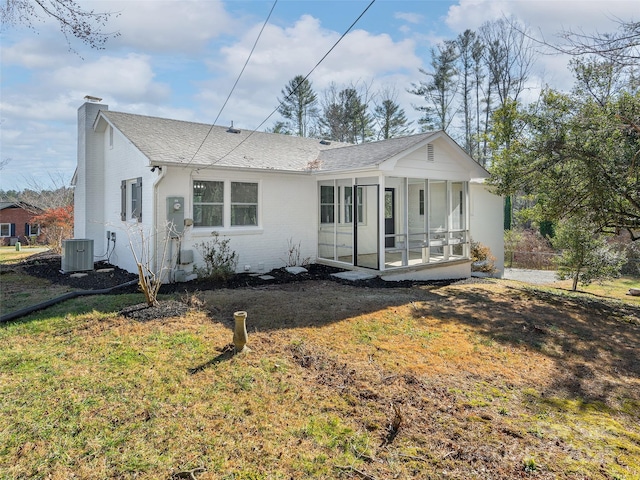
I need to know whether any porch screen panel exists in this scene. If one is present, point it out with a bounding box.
[429,180,447,261]
[336,179,353,263]
[449,181,468,258]
[450,182,465,230]
[318,182,336,260]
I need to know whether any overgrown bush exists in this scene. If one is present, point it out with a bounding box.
[194,232,238,281]
[609,230,640,276]
[504,228,556,269]
[471,240,497,273]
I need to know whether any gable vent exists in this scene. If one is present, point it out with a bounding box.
[427,143,435,162]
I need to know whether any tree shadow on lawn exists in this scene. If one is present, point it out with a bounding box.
[411,283,640,405]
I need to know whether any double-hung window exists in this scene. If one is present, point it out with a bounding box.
[193,180,224,227]
[193,180,259,228]
[231,182,258,226]
[0,223,12,237]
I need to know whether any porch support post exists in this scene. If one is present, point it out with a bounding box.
[378,174,386,271]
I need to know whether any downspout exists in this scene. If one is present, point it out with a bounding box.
[153,166,167,280]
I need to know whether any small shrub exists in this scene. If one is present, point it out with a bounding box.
[283,238,311,267]
[523,457,537,473]
[194,232,238,281]
[471,240,497,273]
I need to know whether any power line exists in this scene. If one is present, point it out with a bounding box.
[205,0,376,167]
[186,0,278,167]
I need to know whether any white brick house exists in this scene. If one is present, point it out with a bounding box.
[73,101,503,282]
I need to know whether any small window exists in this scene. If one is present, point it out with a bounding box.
[193,180,223,227]
[231,182,258,226]
[0,223,12,237]
[109,126,114,149]
[121,177,142,222]
[26,223,40,237]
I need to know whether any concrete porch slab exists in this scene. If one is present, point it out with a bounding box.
[331,271,377,281]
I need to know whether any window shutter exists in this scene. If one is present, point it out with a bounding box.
[135,177,142,222]
[10,224,16,236]
[25,223,29,236]
[121,180,127,221]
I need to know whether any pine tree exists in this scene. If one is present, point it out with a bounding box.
[277,75,319,137]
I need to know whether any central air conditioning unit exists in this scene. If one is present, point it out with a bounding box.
[61,239,94,273]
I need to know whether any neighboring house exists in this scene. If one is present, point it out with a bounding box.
[0,202,42,246]
[73,101,504,282]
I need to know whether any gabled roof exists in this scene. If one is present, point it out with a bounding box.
[0,202,19,210]
[317,132,437,171]
[0,202,41,212]
[98,110,487,176]
[99,111,350,171]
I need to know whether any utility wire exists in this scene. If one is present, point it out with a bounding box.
[205,0,376,167]
[186,0,278,167]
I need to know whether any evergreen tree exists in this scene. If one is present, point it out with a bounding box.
[373,97,412,140]
[319,84,373,143]
[409,40,459,131]
[277,75,319,137]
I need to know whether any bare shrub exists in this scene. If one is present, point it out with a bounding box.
[194,232,238,281]
[283,238,311,267]
[505,229,556,269]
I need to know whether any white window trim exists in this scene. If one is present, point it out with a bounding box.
[0,223,11,237]
[191,179,262,232]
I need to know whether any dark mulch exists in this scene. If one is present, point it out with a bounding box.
[6,252,471,321]
[11,252,464,293]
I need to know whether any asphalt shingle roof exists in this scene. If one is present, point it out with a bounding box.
[101,111,439,173]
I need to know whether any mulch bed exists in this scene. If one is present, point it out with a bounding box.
[11,252,464,293]
[7,252,471,320]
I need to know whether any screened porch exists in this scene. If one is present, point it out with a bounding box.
[317,177,470,272]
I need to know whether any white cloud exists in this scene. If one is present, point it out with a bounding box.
[445,0,637,40]
[394,12,425,24]
[196,14,422,128]
[443,0,639,93]
[49,54,170,103]
[106,0,235,52]
[0,38,71,69]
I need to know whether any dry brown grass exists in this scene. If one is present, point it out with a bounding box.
[1,278,639,479]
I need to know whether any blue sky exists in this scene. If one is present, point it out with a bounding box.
[0,0,637,191]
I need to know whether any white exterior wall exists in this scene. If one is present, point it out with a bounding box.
[75,102,107,254]
[157,167,318,275]
[386,139,477,181]
[381,261,471,281]
[100,124,155,274]
[469,182,504,276]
